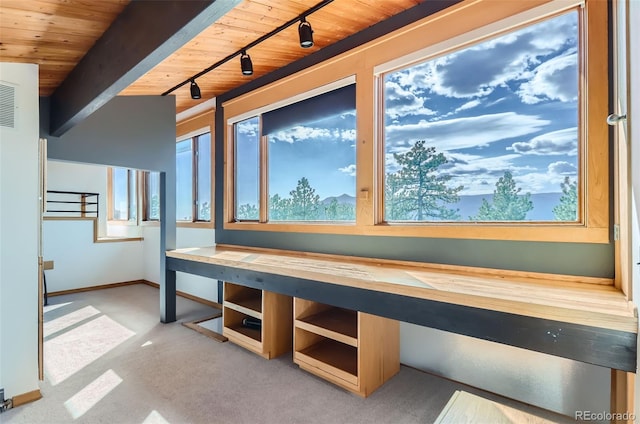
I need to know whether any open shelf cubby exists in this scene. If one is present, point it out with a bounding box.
[222,282,292,359]
[293,297,400,397]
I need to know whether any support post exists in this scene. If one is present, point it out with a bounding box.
[160,171,176,322]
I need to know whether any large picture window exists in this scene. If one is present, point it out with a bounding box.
[176,132,212,222]
[383,11,579,223]
[108,167,137,222]
[233,84,357,223]
[224,0,607,242]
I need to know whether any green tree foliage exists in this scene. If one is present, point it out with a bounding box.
[386,140,462,220]
[268,193,291,221]
[323,198,355,221]
[242,178,355,222]
[384,173,404,221]
[199,201,210,221]
[237,203,258,220]
[553,176,577,221]
[336,203,355,221]
[471,171,533,221]
[324,198,339,220]
[150,194,160,220]
[289,177,320,220]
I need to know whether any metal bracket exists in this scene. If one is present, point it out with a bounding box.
[607,113,627,126]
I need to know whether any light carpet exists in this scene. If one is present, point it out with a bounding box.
[3,284,576,424]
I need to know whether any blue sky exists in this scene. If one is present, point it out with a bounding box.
[384,10,579,197]
[235,10,578,211]
[236,114,356,203]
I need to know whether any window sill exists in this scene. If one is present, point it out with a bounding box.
[223,221,609,243]
[138,221,214,229]
[177,221,214,229]
[107,220,138,227]
[95,236,143,243]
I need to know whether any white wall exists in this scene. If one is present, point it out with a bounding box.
[43,160,146,292]
[143,226,217,302]
[46,160,107,237]
[0,62,40,398]
[42,219,144,292]
[44,160,217,301]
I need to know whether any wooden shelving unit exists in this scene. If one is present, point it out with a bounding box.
[222,282,293,359]
[293,298,399,397]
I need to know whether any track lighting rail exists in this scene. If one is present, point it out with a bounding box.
[161,0,334,97]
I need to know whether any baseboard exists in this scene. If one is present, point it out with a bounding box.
[12,389,42,407]
[48,280,145,297]
[141,280,222,309]
[48,279,221,309]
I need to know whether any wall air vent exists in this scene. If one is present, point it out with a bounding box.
[0,83,16,129]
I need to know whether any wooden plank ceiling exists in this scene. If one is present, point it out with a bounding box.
[1,0,424,115]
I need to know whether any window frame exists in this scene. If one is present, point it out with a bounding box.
[223,0,608,243]
[377,6,584,226]
[230,81,358,224]
[141,171,160,222]
[107,167,138,223]
[176,111,215,229]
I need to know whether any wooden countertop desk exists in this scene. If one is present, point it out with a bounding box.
[166,244,637,372]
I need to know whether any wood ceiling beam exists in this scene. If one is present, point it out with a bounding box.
[49,0,241,137]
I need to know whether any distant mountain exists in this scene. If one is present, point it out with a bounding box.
[321,193,356,205]
[320,192,564,221]
[455,192,563,221]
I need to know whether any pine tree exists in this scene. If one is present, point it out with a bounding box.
[269,193,291,221]
[389,140,462,221]
[323,198,355,221]
[199,201,210,221]
[385,172,408,220]
[237,203,258,220]
[289,177,320,220]
[472,171,533,221]
[324,198,339,220]
[335,202,355,221]
[553,176,577,221]
[150,194,160,219]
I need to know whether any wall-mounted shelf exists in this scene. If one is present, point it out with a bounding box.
[293,298,399,397]
[222,282,292,359]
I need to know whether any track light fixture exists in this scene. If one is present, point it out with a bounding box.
[298,17,314,48]
[240,50,253,76]
[161,0,335,98]
[190,79,201,99]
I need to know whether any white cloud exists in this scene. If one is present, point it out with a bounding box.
[437,99,483,120]
[518,53,577,104]
[388,11,577,101]
[516,169,575,194]
[333,129,357,141]
[339,164,356,176]
[384,80,436,120]
[455,99,481,113]
[385,152,400,173]
[444,153,536,195]
[236,119,258,136]
[548,161,577,175]
[386,112,550,152]
[508,127,577,156]
[270,126,332,143]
